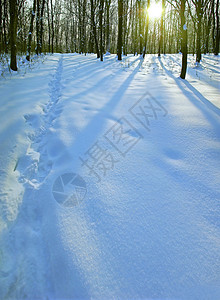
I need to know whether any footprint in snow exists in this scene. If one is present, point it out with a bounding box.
[164,148,183,160]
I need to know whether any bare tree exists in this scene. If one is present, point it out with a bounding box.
[91,0,100,58]
[180,0,187,79]
[158,0,165,56]
[99,0,105,61]
[214,0,219,55]
[143,0,150,58]
[117,0,123,60]
[9,0,17,71]
[26,0,36,61]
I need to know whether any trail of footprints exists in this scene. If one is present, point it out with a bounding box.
[20,55,63,186]
[2,55,64,298]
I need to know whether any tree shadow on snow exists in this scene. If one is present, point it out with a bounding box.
[157,57,220,138]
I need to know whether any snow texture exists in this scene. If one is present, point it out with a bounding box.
[0,53,220,299]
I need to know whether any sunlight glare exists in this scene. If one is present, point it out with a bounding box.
[147,3,163,19]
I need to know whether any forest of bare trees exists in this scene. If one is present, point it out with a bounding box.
[0,0,219,78]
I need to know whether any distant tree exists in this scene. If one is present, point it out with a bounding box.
[195,0,202,62]
[158,0,165,56]
[82,0,87,54]
[9,0,17,71]
[26,0,36,61]
[138,0,143,54]
[1,0,218,65]
[133,0,138,55]
[99,0,104,61]
[180,0,187,79]
[50,0,54,53]
[91,0,100,58]
[0,0,3,52]
[117,0,123,60]
[39,0,46,53]
[143,0,150,58]
[214,0,219,55]
[3,0,9,53]
[204,0,214,54]
[106,0,111,53]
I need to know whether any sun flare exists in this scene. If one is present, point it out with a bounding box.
[147,3,163,19]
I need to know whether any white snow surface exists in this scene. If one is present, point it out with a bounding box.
[0,53,220,299]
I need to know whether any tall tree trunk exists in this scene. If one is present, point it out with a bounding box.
[123,0,128,55]
[138,0,142,54]
[134,0,138,55]
[158,0,165,57]
[99,0,104,61]
[205,1,213,54]
[143,0,150,58]
[39,0,46,54]
[91,0,100,58]
[196,0,202,62]
[9,0,17,71]
[3,0,8,53]
[106,0,111,52]
[26,0,36,61]
[78,0,82,53]
[82,0,87,54]
[117,0,123,60]
[47,0,51,53]
[214,0,219,55]
[0,0,2,52]
[88,0,94,53]
[180,0,187,79]
[50,0,54,53]
[36,0,40,54]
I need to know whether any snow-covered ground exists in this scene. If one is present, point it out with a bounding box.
[0,53,220,299]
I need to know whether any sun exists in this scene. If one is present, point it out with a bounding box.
[147,3,163,19]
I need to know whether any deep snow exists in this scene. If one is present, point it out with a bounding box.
[0,53,220,299]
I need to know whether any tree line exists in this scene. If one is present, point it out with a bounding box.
[0,0,219,78]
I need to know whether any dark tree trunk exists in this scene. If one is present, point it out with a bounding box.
[138,0,142,54]
[9,0,17,71]
[50,0,54,53]
[82,0,87,54]
[47,0,51,52]
[106,0,111,52]
[117,0,123,60]
[196,0,202,62]
[78,0,82,53]
[205,1,213,54]
[0,0,2,52]
[39,0,46,54]
[3,0,8,53]
[214,0,219,55]
[36,0,40,54]
[91,0,100,58]
[180,0,187,79]
[88,0,94,53]
[26,0,36,61]
[99,0,104,61]
[123,0,128,55]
